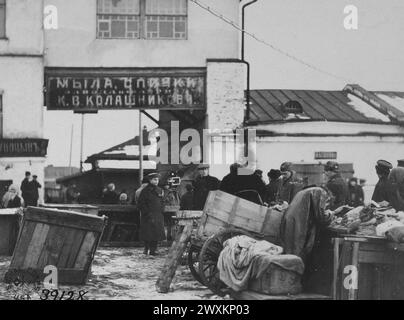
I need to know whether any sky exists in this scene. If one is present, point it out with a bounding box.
[44,0,404,167]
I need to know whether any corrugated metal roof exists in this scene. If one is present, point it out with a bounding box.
[248,87,404,125]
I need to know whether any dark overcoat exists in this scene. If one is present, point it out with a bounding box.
[326,173,348,210]
[137,184,166,242]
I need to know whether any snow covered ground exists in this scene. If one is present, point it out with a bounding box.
[0,247,226,301]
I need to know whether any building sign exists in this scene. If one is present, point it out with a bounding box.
[0,139,49,157]
[45,68,206,111]
[315,151,337,160]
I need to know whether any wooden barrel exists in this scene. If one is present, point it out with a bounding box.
[0,209,21,256]
[5,207,107,285]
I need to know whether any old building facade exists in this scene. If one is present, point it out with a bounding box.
[0,0,46,201]
[1,0,249,202]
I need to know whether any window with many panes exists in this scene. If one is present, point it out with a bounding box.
[97,0,187,39]
[0,0,6,38]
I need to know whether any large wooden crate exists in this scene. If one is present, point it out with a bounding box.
[97,205,139,246]
[0,209,21,256]
[5,207,107,285]
[40,204,99,216]
[197,191,284,243]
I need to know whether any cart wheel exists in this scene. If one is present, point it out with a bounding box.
[198,229,247,296]
[187,244,204,285]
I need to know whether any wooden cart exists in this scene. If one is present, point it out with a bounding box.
[186,190,284,296]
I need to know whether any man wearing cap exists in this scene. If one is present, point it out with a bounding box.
[264,169,282,205]
[31,175,42,207]
[20,171,31,207]
[372,160,394,204]
[277,162,304,205]
[324,161,348,210]
[192,164,220,210]
[137,173,166,256]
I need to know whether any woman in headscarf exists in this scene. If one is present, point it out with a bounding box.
[388,167,404,211]
[1,185,22,208]
[280,187,333,261]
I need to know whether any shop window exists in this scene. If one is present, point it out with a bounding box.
[0,0,5,38]
[97,0,187,40]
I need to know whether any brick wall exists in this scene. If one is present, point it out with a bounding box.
[206,61,246,131]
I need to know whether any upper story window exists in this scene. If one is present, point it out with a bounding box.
[97,0,187,40]
[0,0,6,38]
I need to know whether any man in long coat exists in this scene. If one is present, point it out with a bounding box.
[137,173,166,256]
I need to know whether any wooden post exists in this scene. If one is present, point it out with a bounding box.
[348,242,360,300]
[332,238,341,300]
[156,224,193,293]
[138,110,143,186]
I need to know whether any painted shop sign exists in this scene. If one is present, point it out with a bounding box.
[0,139,49,157]
[45,68,206,111]
[315,151,337,160]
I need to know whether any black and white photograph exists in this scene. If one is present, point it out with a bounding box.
[1,0,404,306]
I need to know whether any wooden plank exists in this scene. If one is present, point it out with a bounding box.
[339,242,352,300]
[156,224,193,293]
[25,207,106,233]
[74,232,97,269]
[9,221,37,268]
[332,238,342,300]
[37,226,68,268]
[358,250,404,265]
[66,230,87,268]
[233,291,331,300]
[22,223,50,269]
[57,229,82,268]
[348,242,359,300]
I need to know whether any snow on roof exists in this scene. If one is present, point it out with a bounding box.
[104,144,157,157]
[376,93,404,114]
[346,93,390,123]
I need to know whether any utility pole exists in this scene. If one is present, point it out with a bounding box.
[139,110,144,186]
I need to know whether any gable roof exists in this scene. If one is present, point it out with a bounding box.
[247,85,404,125]
[85,128,153,163]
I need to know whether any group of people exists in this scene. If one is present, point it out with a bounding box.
[179,162,305,212]
[1,171,41,209]
[101,183,129,205]
[278,159,404,268]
